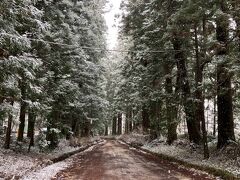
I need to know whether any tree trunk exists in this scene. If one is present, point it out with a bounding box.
[104,124,108,136]
[28,110,36,152]
[213,96,217,137]
[149,100,159,139]
[129,108,133,132]
[0,97,4,135]
[117,113,122,135]
[216,6,235,148]
[72,119,80,137]
[142,105,150,133]
[47,101,60,148]
[27,110,36,147]
[17,81,27,141]
[165,70,177,144]
[4,101,14,149]
[198,19,209,158]
[81,120,91,137]
[132,108,138,131]
[194,23,203,134]
[112,116,117,135]
[237,20,240,51]
[172,34,201,144]
[125,108,129,134]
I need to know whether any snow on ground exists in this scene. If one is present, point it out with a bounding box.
[22,139,102,180]
[22,158,72,180]
[47,139,79,158]
[53,137,101,152]
[143,141,240,177]
[0,148,40,179]
[120,134,240,178]
[0,137,100,179]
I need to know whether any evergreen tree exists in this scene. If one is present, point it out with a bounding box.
[0,0,107,149]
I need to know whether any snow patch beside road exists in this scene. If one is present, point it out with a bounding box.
[0,137,101,179]
[120,134,240,178]
[0,149,39,179]
[22,159,71,180]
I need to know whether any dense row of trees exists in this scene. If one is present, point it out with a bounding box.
[1,0,239,157]
[0,0,107,149]
[108,0,240,158]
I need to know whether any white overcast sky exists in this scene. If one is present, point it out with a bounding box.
[104,0,122,49]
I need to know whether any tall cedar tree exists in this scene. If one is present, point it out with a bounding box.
[216,1,235,148]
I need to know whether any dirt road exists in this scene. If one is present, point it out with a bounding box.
[54,140,215,180]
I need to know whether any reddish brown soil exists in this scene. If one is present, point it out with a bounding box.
[53,140,216,180]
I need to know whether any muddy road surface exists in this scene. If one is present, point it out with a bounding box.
[54,140,216,180]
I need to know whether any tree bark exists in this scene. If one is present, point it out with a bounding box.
[104,124,108,136]
[27,110,36,146]
[237,20,240,51]
[132,108,139,131]
[81,120,91,137]
[117,113,122,135]
[112,116,117,135]
[216,5,235,148]
[47,101,60,148]
[172,34,201,144]
[165,69,177,144]
[17,81,27,141]
[0,97,4,134]
[198,19,209,158]
[194,23,203,134]
[4,101,14,149]
[129,108,133,132]
[125,108,129,134]
[213,96,217,136]
[0,113,3,135]
[72,119,80,137]
[142,104,150,133]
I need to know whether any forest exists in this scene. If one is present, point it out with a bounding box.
[0,0,240,179]
[0,0,107,150]
[108,0,240,158]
